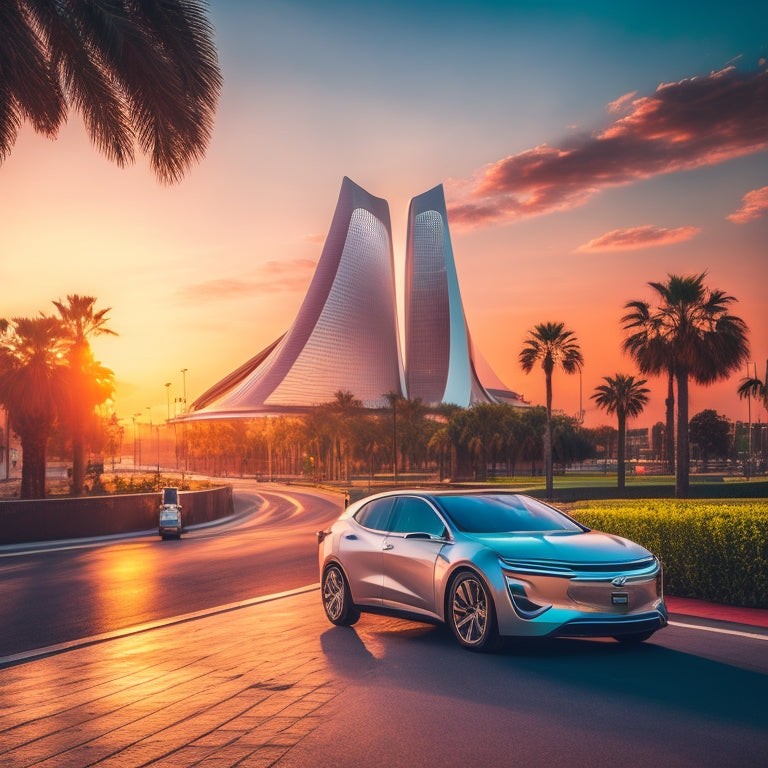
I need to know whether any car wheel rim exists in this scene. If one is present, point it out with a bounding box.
[323,567,345,620]
[452,576,488,645]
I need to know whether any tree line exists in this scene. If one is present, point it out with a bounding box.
[2,272,764,500]
[179,396,596,484]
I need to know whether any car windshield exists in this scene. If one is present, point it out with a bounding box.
[436,494,583,534]
[160,509,179,519]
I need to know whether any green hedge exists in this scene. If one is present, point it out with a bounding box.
[566,500,768,608]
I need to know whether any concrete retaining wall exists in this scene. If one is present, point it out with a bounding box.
[0,485,234,545]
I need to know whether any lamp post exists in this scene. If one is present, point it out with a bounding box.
[180,368,189,474]
[165,382,171,421]
[132,412,142,471]
[746,361,757,479]
[383,392,399,485]
[181,368,188,413]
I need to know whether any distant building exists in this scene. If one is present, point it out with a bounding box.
[626,428,651,460]
[185,177,525,420]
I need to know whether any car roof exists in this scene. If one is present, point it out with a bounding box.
[343,488,531,516]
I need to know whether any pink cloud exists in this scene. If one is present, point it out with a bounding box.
[446,66,768,229]
[179,258,317,301]
[727,185,768,223]
[576,224,701,253]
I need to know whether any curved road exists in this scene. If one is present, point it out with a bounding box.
[0,481,342,657]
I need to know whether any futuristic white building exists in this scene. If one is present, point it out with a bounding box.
[405,184,497,407]
[187,177,522,419]
[190,177,404,417]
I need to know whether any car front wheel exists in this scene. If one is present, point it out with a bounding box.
[322,564,360,627]
[448,571,500,651]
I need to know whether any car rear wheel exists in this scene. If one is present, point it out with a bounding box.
[322,564,360,627]
[449,571,500,651]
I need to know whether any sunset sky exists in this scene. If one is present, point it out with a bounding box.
[1,0,767,432]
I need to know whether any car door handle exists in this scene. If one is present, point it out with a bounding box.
[382,543,394,550]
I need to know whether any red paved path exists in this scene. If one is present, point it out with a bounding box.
[666,596,768,627]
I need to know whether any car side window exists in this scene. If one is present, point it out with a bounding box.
[389,497,446,538]
[354,497,395,531]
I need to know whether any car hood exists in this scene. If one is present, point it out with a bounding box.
[465,530,653,566]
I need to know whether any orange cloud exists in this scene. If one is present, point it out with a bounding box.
[179,258,317,301]
[727,185,768,223]
[576,224,701,252]
[446,66,768,229]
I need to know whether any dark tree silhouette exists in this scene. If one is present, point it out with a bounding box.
[1,0,222,183]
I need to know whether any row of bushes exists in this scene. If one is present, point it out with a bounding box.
[566,500,768,608]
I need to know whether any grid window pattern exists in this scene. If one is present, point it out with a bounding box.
[405,210,450,404]
[266,208,401,407]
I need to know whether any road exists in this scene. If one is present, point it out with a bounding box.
[2,483,767,767]
[281,610,768,768]
[0,481,343,657]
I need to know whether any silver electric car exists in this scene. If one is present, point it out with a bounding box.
[318,490,666,651]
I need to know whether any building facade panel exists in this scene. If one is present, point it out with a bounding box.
[185,177,523,422]
[405,184,493,408]
[187,177,404,417]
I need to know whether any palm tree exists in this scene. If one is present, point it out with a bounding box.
[1,0,221,183]
[625,273,749,498]
[737,359,768,411]
[519,322,583,499]
[622,301,675,474]
[329,390,362,481]
[54,295,116,495]
[0,316,69,499]
[591,374,650,492]
[738,359,768,474]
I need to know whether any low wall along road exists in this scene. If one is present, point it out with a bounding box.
[0,485,234,545]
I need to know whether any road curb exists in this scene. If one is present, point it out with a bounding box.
[0,583,320,669]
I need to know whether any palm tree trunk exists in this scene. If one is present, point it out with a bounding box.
[72,435,86,495]
[545,370,553,500]
[617,414,626,493]
[20,433,48,499]
[665,370,675,474]
[675,370,690,498]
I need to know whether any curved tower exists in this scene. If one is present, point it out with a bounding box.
[188,177,405,417]
[404,184,495,407]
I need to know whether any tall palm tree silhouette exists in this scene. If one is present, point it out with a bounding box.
[519,321,583,499]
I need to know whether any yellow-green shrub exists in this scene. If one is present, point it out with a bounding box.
[567,500,768,608]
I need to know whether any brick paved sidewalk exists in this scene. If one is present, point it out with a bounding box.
[0,590,345,768]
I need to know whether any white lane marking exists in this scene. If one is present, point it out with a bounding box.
[669,620,768,641]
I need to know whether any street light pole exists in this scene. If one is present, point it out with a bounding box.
[132,412,142,471]
[180,368,188,475]
[746,361,757,479]
[164,382,171,421]
[383,392,399,485]
[181,368,188,413]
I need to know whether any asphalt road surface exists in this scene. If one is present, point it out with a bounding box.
[0,481,343,657]
[281,611,768,768]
